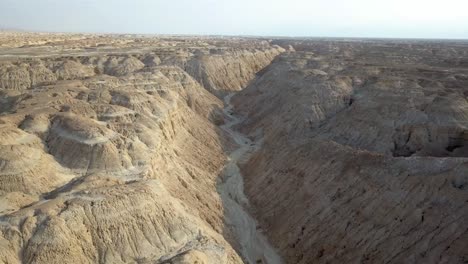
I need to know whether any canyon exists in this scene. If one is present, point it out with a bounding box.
[0,32,467,264]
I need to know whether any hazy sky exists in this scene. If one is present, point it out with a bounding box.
[0,0,467,38]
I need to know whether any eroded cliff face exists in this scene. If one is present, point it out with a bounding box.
[233,43,468,263]
[0,44,283,98]
[2,33,468,264]
[183,47,284,97]
[0,34,283,264]
[0,67,238,264]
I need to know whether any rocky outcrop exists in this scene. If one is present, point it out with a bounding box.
[0,125,72,196]
[46,113,126,173]
[103,56,145,76]
[29,61,57,86]
[0,63,31,90]
[53,60,95,80]
[1,180,234,264]
[1,60,89,90]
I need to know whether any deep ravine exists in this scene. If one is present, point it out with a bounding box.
[218,93,283,264]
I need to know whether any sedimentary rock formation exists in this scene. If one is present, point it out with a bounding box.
[233,41,468,263]
[184,47,284,97]
[0,33,284,264]
[1,32,467,264]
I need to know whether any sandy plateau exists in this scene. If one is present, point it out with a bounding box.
[0,32,467,264]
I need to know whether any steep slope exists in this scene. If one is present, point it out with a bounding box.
[0,62,238,263]
[5,33,467,264]
[233,45,468,263]
[184,47,284,97]
[0,45,284,98]
[218,94,283,264]
[0,35,286,264]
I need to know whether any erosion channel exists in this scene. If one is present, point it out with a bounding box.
[218,94,283,264]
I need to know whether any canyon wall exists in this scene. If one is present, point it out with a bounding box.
[0,36,283,264]
[2,33,467,264]
[233,43,468,263]
[184,47,284,97]
[0,65,239,264]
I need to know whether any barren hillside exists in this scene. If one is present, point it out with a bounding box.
[233,39,468,263]
[0,33,467,264]
[0,32,283,264]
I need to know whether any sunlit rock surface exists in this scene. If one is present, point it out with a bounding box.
[1,32,467,264]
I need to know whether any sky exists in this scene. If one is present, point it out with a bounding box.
[0,0,467,39]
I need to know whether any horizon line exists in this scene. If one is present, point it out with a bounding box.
[2,27,468,41]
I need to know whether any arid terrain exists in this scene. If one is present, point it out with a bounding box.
[0,32,467,264]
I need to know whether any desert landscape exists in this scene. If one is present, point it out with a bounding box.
[0,32,467,264]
